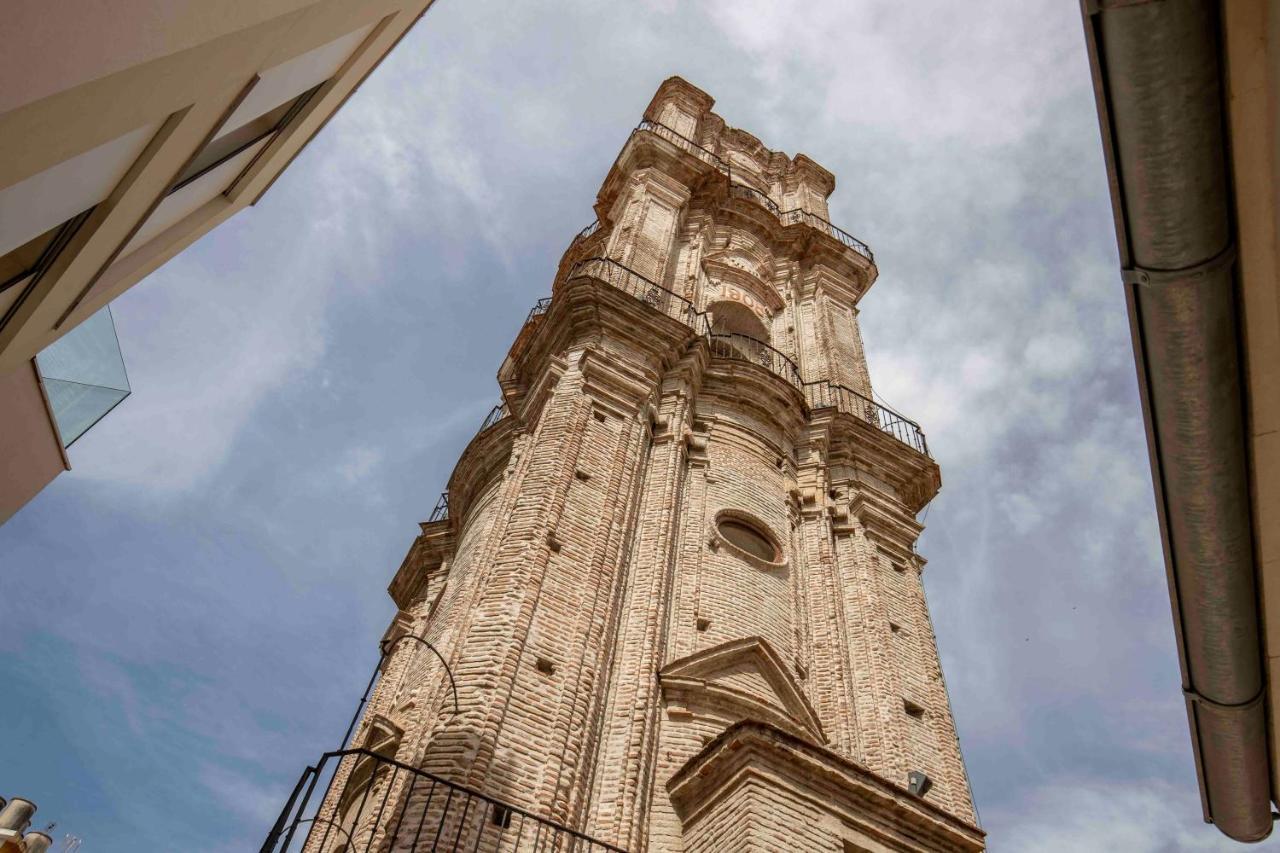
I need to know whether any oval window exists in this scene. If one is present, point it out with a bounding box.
[717,518,778,562]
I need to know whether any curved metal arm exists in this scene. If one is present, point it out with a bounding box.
[295,816,355,851]
[339,633,460,750]
[381,634,460,719]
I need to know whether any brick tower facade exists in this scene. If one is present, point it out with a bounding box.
[273,77,983,853]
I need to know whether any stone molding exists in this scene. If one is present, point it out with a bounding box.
[667,721,985,853]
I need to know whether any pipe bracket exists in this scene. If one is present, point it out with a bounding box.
[1121,244,1237,287]
[1183,685,1266,714]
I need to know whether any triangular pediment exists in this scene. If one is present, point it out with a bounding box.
[659,636,825,744]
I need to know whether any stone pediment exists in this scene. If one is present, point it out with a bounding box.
[659,636,825,745]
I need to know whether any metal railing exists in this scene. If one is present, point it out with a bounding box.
[636,119,727,172]
[261,749,626,853]
[728,182,781,217]
[479,402,509,432]
[428,492,449,523]
[525,297,553,326]
[708,332,803,391]
[567,257,704,332]
[631,118,874,265]
[536,253,930,457]
[778,208,872,262]
[805,381,929,455]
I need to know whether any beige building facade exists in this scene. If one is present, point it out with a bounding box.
[265,78,982,853]
[0,0,437,524]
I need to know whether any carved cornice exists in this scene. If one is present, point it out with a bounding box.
[667,721,985,852]
[643,76,715,124]
[700,256,786,314]
[815,410,942,513]
[388,525,456,611]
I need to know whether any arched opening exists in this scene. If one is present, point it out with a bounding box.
[708,299,770,342]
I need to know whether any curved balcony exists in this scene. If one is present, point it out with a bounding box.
[708,332,803,392]
[728,183,872,263]
[532,249,932,459]
[478,401,509,432]
[805,380,929,456]
[630,119,874,265]
[636,118,728,173]
[567,256,705,333]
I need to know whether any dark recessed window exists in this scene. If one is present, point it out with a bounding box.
[717,518,777,562]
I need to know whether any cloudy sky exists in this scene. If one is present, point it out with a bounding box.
[0,1,1242,850]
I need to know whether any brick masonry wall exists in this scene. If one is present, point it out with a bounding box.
[322,77,979,853]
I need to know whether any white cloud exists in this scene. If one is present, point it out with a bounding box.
[993,779,1240,853]
[336,445,384,485]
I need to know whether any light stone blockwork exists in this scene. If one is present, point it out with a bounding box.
[319,77,983,853]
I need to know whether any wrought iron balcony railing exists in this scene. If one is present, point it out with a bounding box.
[728,183,873,263]
[525,297,553,326]
[778,208,872,261]
[631,119,874,265]
[479,402,509,432]
[428,492,449,523]
[636,119,728,173]
[708,332,803,392]
[805,380,929,456]
[727,182,781,217]
[532,254,930,458]
[567,256,705,332]
[261,748,626,853]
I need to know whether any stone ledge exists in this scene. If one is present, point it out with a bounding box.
[668,720,984,853]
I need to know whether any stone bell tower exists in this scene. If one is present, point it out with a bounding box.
[270,77,983,853]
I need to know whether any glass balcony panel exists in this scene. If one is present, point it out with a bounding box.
[36,306,130,447]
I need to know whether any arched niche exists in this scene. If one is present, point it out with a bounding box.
[708,299,770,342]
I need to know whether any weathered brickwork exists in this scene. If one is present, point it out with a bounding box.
[323,77,983,853]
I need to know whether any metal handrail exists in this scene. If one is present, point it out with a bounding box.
[708,332,803,391]
[779,208,873,262]
[728,183,873,262]
[479,402,508,432]
[261,748,627,853]
[804,380,929,455]
[568,256,703,331]
[525,297,552,326]
[728,182,781,217]
[428,492,449,523]
[632,118,874,264]
[636,118,727,172]
[545,254,929,457]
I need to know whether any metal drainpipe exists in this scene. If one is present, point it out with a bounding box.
[1081,0,1271,842]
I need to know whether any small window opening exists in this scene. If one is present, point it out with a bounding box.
[889,622,901,634]
[574,469,591,481]
[491,805,513,829]
[904,700,925,720]
[716,518,778,563]
[696,617,710,632]
[536,657,556,675]
[593,410,608,423]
